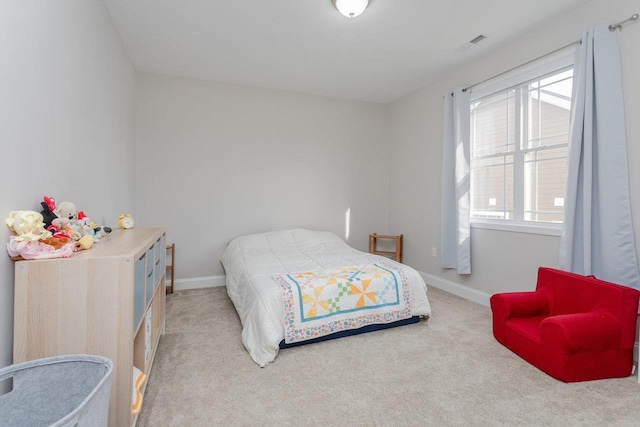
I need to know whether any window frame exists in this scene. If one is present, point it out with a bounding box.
[468,47,575,236]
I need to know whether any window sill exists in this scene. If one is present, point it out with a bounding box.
[470,219,562,236]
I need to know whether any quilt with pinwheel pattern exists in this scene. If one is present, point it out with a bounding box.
[273,264,412,345]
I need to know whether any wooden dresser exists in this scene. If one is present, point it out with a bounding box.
[13,227,167,427]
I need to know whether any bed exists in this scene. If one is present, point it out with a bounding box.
[220,229,432,366]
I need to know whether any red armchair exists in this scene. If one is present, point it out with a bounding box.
[490,267,640,382]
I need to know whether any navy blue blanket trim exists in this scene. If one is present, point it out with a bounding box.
[278,316,420,349]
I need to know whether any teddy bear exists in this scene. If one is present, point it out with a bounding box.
[52,201,78,229]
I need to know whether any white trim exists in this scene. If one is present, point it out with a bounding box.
[419,271,491,307]
[172,275,226,291]
[470,219,562,236]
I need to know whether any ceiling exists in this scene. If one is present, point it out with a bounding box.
[103,0,592,104]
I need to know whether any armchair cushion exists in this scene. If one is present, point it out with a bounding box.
[541,311,621,353]
[490,267,640,382]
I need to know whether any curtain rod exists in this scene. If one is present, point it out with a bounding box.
[462,12,638,93]
[609,13,639,31]
[461,40,579,92]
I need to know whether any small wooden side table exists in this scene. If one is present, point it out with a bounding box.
[166,243,175,294]
[368,233,403,263]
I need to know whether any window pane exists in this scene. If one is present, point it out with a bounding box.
[469,66,572,228]
[524,147,567,223]
[471,155,514,220]
[531,69,573,89]
[527,70,572,149]
[471,90,516,157]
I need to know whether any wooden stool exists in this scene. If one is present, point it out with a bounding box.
[368,233,403,263]
[166,243,175,294]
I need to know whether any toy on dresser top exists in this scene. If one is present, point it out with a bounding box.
[5,195,113,260]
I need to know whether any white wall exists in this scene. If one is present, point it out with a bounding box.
[0,1,136,370]
[135,73,391,283]
[389,0,640,301]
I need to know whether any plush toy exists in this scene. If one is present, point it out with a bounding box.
[6,199,107,260]
[61,223,83,241]
[40,196,58,228]
[5,210,74,260]
[5,211,51,242]
[73,212,107,243]
[40,236,72,249]
[52,201,77,229]
[89,221,112,242]
[74,234,94,252]
[7,237,74,260]
[69,211,93,238]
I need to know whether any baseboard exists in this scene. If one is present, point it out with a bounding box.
[172,275,226,291]
[418,271,491,307]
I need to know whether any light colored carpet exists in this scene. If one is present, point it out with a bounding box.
[138,286,640,426]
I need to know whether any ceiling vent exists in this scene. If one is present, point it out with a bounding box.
[469,34,487,44]
[454,34,488,53]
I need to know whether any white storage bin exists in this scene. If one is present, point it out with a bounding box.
[0,354,113,427]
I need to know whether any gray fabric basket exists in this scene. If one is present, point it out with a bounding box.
[0,354,113,427]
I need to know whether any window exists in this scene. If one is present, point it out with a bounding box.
[469,63,573,234]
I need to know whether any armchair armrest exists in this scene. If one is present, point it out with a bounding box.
[490,291,550,319]
[541,310,621,353]
[490,291,550,343]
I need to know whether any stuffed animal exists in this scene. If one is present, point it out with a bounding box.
[5,211,51,242]
[5,210,74,260]
[61,223,83,241]
[40,236,72,249]
[52,201,77,229]
[47,202,91,243]
[40,196,58,228]
[7,236,74,260]
[71,211,94,239]
[89,221,112,242]
[74,234,94,252]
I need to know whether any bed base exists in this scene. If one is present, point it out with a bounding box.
[278,316,420,349]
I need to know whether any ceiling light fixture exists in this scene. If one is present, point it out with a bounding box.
[332,0,370,18]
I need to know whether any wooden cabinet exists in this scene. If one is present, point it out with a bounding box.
[13,227,166,427]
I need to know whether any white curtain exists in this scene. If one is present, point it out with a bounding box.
[559,25,640,289]
[441,87,471,274]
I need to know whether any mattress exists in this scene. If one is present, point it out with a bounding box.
[220,229,432,366]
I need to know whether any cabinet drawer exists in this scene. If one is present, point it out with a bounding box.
[153,238,162,290]
[145,264,154,308]
[160,234,166,272]
[146,246,154,277]
[134,256,145,332]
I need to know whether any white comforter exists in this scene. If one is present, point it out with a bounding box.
[220,229,432,366]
